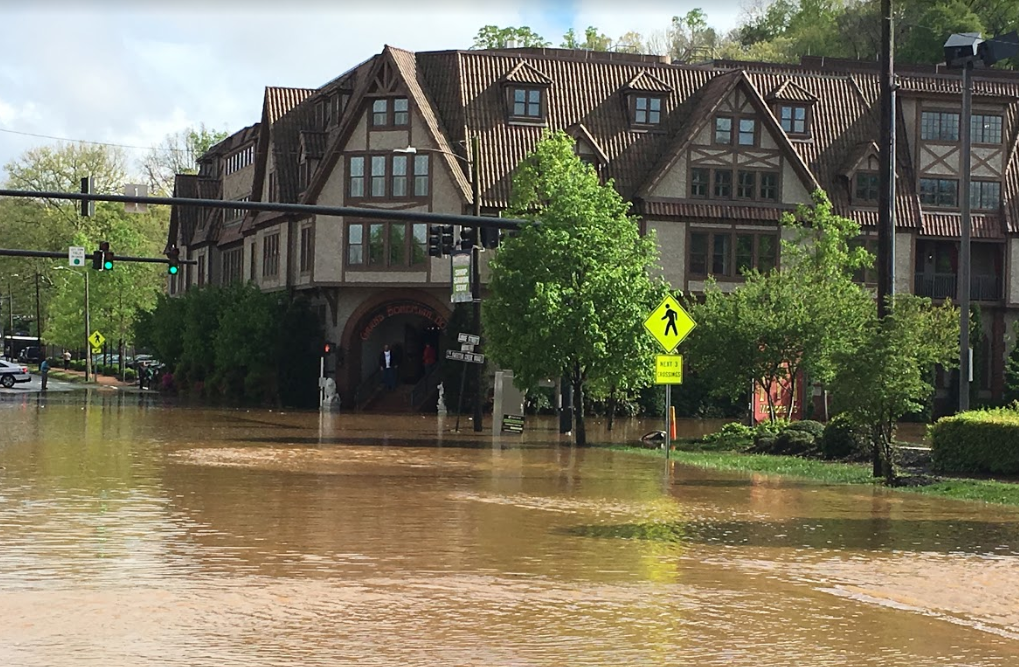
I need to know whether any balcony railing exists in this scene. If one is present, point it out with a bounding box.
[913,272,1002,301]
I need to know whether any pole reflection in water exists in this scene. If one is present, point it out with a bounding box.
[0,395,1017,666]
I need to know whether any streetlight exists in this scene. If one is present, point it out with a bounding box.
[395,137,484,432]
[54,265,92,382]
[944,30,1019,412]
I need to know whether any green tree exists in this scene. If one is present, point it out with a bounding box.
[471,25,550,49]
[561,26,613,51]
[141,124,229,196]
[829,295,958,483]
[484,131,666,446]
[1003,321,1019,404]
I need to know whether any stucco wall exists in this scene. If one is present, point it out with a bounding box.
[647,220,686,289]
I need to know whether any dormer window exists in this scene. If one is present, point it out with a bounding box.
[371,97,409,128]
[779,105,809,136]
[510,87,545,122]
[632,95,663,126]
[854,172,879,203]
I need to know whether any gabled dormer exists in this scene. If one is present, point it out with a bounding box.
[366,59,410,130]
[568,124,609,172]
[766,80,818,139]
[840,141,881,206]
[299,131,327,193]
[502,61,552,125]
[623,72,672,129]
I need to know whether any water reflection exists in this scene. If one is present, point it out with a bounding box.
[0,399,1017,666]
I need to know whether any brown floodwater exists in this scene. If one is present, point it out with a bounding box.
[1,392,1018,666]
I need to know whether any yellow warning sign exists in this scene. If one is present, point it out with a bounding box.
[88,331,105,349]
[655,355,684,385]
[643,295,696,353]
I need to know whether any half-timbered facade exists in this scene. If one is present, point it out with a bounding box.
[167,46,1019,408]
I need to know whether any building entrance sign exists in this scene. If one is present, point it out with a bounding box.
[358,300,448,341]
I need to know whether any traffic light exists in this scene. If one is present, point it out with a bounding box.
[323,341,337,355]
[166,246,180,275]
[97,241,113,271]
[427,225,443,258]
[459,225,477,251]
[80,176,94,217]
[440,225,454,255]
[91,250,103,270]
[480,226,500,249]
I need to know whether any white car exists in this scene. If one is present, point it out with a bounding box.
[0,360,31,388]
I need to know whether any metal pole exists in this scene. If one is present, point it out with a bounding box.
[34,272,42,342]
[877,0,896,323]
[665,384,671,460]
[84,271,91,383]
[959,60,973,413]
[454,361,468,433]
[471,135,484,433]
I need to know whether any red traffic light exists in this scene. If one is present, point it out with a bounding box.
[324,343,332,354]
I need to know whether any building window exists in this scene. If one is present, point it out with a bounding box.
[855,172,879,202]
[971,114,1003,144]
[738,118,757,146]
[510,87,544,120]
[737,171,756,199]
[249,242,257,281]
[371,156,386,197]
[633,95,663,125]
[713,169,732,198]
[349,156,365,198]
[921,111,960,141]
[919,177,959,207]
[849,237,878,284]
[414,155,429,197]
[392,155,408,197]
[971,180,1001,210]
[347,222,430,269]
[262,233,280,278]
[267,172,277,200]
[197,255,206,287]
[224,196,250,224]
[779,105,808,135]
[760,172,778,200]
[222,248,243,285]
[348,224,363,265]
[224,145,255,175]
[372,99,388,126]
[393,98,409,125]
[299,225,313,274]
[690,168,709,197]
[714,116,732,144]
[690,231,779,278]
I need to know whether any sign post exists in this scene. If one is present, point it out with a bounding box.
[642,296,696,459]
[446,332,484,432]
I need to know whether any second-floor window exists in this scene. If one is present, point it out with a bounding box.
[689,231,778,278]
[855,172,879,202]
[224,146,255,175]
[262,233,280,278]
[921,111,960,142]
[346,222,428,269]
[714,117,732,144]
[222,248,243,285]
[779,105,808,135]
[299,225,313,274]
[692,168,778,201]
[632,95,663,126]
[738,118,757,146]
[371,97,409,128]
[972,114,1003,144]
[971,180,1001,210]
[510,87,544,121]
[349,154,429,200]
[919,177,958,207]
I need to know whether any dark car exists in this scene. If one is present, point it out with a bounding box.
[17,347,42,363]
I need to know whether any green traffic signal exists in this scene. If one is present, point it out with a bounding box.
[103,259,113,270]
[168,265,179,275]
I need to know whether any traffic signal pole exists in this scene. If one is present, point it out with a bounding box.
[471,135,484,433]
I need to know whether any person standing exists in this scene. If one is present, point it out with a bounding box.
[40,357,49,391]
[62,350,71,370]
[422,342,437,376]
[378,344,398,391]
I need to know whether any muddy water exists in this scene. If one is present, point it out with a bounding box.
[1,393,1017,666]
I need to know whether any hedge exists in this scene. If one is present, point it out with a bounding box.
[930,408,1019,474]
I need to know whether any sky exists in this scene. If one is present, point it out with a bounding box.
[0,0,748,181]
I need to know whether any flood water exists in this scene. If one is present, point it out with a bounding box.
[1,392,1018,666]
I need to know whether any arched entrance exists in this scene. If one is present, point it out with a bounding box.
[340,290,450,407]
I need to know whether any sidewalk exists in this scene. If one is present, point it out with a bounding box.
[48,367,135,388]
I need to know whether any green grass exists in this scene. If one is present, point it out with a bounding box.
[608,444,1019,506]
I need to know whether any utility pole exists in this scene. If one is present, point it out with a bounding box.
[471,134,484,433]
[958,58,973,413]
[34,272,42,342]
[84,271,91,383]
[875,0,896,477]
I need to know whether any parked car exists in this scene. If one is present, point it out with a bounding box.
[0,360,31,388]
[18,347,42,363]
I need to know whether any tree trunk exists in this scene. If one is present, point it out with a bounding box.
[873,421,896,484]
[572,370,586,447]
[760,379,777,423]
[607,386,616,432]
[786,370,798,420]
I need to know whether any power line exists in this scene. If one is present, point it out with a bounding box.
[0,127,180,153]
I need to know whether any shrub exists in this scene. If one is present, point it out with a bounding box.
[931,407,1019,474]
[702,422,756,450]
[122,369,136,382]
[70,360,85,372]
[786,419,825,439]
[819,414,871,461]
[751,420,820,456]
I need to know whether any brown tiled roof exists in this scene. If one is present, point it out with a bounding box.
[265,87,315,123]
[207,123,259,156]
[300,131,328,159]
[625,71,673,92]
[503,61,553,85]
[639,199,790,223]
[171,175,220,247]
[568,123,609,164]
[921,213,1006,240]
[766,80,817,103]
[189,178,222,247]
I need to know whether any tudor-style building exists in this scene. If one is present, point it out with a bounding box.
[168,46,1019,410]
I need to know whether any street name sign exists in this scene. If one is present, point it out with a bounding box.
[643,295,696,354]
[457,332,480,345]
[446,349,485,364]
[655,355,684,385]
[68,246,86,267]
[451,253,472,303]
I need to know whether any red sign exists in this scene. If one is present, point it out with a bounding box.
[753,368,806,423]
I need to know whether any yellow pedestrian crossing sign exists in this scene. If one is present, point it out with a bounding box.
[643,295,696,353]
[88,331,105,350]
[656,355,683,384]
